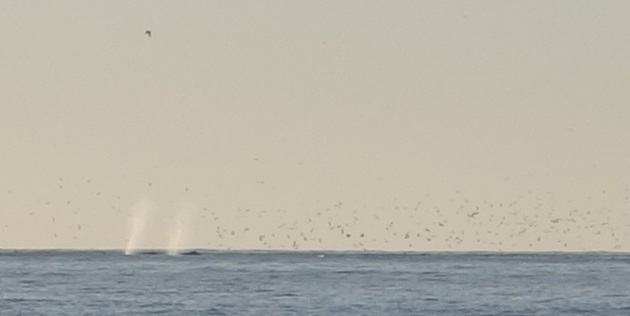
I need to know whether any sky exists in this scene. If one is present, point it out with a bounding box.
[1,1,629,251]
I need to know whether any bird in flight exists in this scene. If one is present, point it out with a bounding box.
[145,30,152,38]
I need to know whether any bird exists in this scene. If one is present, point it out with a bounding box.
[145,30,152,38]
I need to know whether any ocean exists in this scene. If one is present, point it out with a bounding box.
[1,250,629,315]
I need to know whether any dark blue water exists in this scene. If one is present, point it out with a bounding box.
[1,251,630,315]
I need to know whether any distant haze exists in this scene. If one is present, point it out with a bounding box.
[1,1,629,251]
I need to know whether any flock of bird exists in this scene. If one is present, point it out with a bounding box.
[2,175,628,252]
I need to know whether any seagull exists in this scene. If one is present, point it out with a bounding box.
[145,30,152,38]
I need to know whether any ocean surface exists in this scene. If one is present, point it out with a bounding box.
[1,250,630,315]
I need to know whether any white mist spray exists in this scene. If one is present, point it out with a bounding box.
[125,197,151,255]
[167,202,196,256]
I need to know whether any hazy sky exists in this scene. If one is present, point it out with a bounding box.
[1,1,629,251]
